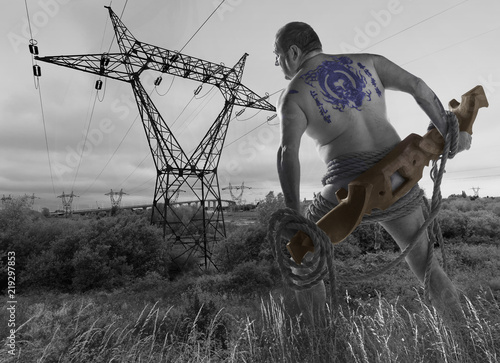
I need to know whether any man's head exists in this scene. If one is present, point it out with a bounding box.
[275,22,322,56]
[274,22,322,80]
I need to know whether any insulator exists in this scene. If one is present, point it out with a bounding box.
[29,44,39,55]
[214,64,224,74]
[194,85,202,95]
[154,76,162,86]
[256,93,270,103]
[32,64,41,77]
[100,55,110,67]
[236,109,245,117]
[170,54,179,63]
[267,114,277,121]
[28,39,39,55]
[95,79,103,90]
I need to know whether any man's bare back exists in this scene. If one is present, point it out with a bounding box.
[282,53,401,164]
[278,52,423,200]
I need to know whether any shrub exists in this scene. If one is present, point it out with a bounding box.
[212,225,272,272]
[18,214,169,292]
[228,261,275,295]
[466,210,500,238]
[255,191,286,227]
[438,209,471,239]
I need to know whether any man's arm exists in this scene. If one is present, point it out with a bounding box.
[372,54,449,138]
[277,93,308,212]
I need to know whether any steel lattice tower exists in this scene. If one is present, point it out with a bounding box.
[57,191,79,217]
[36,6,275,269]
[105,189,128,208]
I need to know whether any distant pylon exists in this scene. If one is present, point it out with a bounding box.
[105,189,128,208]
[57,191,79,216]
[1,194,12,205]
[25,193,40,207]
[471,187,480,197]
[222,182,251,205]
[168,189,186,204]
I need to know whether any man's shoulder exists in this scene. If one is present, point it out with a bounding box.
[277,84,299,114]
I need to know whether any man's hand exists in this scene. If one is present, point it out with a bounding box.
[457,131,472,153]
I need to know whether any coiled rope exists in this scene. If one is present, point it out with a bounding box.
[267,112,460,304]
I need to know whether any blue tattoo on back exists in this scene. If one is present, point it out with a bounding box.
[300,56,382,123]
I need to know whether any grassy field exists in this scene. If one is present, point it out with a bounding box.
[1,276,499,363]
[1,197,499,362]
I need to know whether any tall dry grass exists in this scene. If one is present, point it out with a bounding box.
[1,290,499,362]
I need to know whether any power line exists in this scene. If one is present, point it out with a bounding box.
[72,1,131,195]
[81,104,141,196]
[223,119,269,150]
[447,173,500,181]
[118,152,151,189]
[170,94,197,129]
[127,175,155,195]
[178,0,226,53]
[37,82,57,196]
[236,109,263,122]
[25,0,57,196]
[72,90,100,191]
[402,26,500,66]
[363,0,471,52]
[177,86,218,138]
[446,166,500,174]
[23,0,35,40]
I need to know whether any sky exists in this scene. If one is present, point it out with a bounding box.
[1,0,499,212]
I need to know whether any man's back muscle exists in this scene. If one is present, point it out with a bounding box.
[285,53,401,163]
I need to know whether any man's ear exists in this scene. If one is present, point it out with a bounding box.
[288,45,301,61]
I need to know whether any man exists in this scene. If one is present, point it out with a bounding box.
[274,22,469,320]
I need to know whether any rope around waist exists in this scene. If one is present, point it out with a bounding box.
[308,148,425,224]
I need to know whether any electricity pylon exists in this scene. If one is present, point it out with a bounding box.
[36,6,275,269]
[1,195,12,207]
[105,189,128,208]
[57,191,79,217]
[222,182,251,205]
[24,193,40,208]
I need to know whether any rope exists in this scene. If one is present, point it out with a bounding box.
[268,111,460,305]
[267,208,337,304]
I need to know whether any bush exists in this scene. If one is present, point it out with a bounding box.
[466,210,500,238]
[13,213,169,292]
[255,191,286,227]
[212,225,272,272]
[438,209,471,239]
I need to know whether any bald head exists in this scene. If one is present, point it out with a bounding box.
[275,22,322,55]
